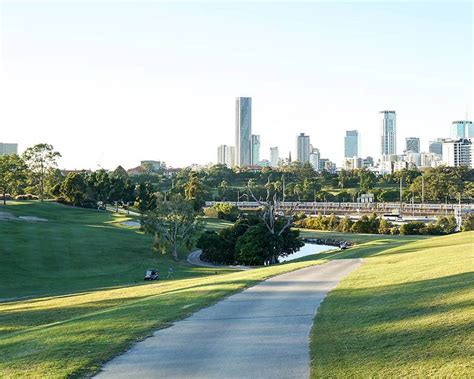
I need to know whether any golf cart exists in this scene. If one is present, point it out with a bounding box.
[144,268,159,281]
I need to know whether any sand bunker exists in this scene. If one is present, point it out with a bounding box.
[121,220,140,227]
[0,212,48,222]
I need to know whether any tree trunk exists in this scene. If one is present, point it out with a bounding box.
[3,190,6,205]
[172,241,178,261]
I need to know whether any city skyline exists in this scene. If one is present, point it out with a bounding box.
[0,2,472,169]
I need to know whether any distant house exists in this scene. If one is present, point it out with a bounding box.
[127,166,145,176]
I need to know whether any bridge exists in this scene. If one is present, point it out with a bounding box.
[206,201,474,217]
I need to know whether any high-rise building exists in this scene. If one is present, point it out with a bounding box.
[466,121,474,138]
[309,148,320,171]
[0,143,18,156]
[217,145,235,168]
[380,110,397,157]
[344,130,359,158]
[270,147,279,167]
[450,120,470,139]
[442,139,474,168]
[296,133,310,163]
[429,139,443,156]
[235,97,252,167]
[405,137,420,153]
[451,120,473,138]
[217,145,227,165]
[251,134,260,165]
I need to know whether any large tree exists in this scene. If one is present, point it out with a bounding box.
[0,154,28,205]
[141,195,203,261]
[22,144,61,202]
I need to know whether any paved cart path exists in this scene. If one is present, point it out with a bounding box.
[97,258,362,379]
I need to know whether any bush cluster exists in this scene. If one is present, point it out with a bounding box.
[15,194,39,200]
[197,214,303,266]
[295,213,459,236]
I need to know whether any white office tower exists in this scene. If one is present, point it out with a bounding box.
[0,143,18,156]
[451,120,473,138]
[296,133,311,163]
[217,145,235,168]
[442,139,474,168]
[405,137,420,153]
[270,147,279,167]
[309,148,320,171]
[235,97,252,167]
[380,111,397,158]
[251,135,260,165]
[344,130,359,158]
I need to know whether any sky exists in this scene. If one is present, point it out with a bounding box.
[0,1,472,170]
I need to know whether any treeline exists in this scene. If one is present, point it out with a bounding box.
[295,213,473,235]
[197,214,303,266]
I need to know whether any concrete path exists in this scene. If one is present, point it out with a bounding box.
[187,249,253,270]
[97,258,362,379]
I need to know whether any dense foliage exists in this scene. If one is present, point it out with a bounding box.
[296,213,459,236]
[197,215,303,266]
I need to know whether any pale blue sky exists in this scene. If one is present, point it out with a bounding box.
[0,1,472,169]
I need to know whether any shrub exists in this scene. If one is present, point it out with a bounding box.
[400,221,426,235]
[461,214,474,232]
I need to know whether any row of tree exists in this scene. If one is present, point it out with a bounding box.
[295,213,463,235]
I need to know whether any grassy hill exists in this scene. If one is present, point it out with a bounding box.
[0,201,227,299]
[310,231,474,377]
[1,202,471,377]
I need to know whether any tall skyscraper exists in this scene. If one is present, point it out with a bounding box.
[0,143,18,156]
[450,120,469,139]
[251,134,260,165]
[405,137,420,153]
[344,130,359,158]
[380,110,397,157]
[217,145,227,165]
[235,97,252,167]
[270,146,279,167]
[429,139,443,156]
[296,133,310,163]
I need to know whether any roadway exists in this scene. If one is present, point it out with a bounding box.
[96,258,362,379]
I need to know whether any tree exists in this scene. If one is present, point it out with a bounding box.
[359,169,376,193]
[61,172,88,206]
[22,144,61,202]
[184,172,207,211]
[247,179,302,264]
[141,195,203,261]
[0,154,28,205]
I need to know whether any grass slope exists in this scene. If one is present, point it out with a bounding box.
[310,231,474,377]
[0,201,228,299]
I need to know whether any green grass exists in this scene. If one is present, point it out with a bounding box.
[1,202,471,377]
[0,201,230,299]
[310,231,474,377]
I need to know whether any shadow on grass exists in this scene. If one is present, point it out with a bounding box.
[311,271,474,374]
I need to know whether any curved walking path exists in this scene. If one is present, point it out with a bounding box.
[97,258,362,379]
[187,249,253,270]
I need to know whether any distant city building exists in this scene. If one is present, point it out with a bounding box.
[140,160,166,171]
[405,152,421,167]
[344,130,359,158]
[380,110,397,157]
[217,145,235,168]
[450,120,471,139]
[251,134,260,165]
[363,156,374,168]
[309,148,320,171]
[442,138,474,168]
[235,97,252,166]
[344,157,363,170]
[429,139,444,156]
[420,152,442,168]
[270,147,279,167]
[466,121,474,138]
[0,143,18,156]
[296,133,310,163]
[405,137,420,153]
